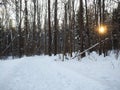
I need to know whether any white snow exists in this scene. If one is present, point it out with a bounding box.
[0,52,120,90]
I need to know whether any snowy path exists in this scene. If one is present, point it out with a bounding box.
[0,54,120,90]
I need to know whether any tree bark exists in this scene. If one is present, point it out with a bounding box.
[54,0,58,55]
[24,0,28,55]
[79,0,85,58]
[48,0,52,56]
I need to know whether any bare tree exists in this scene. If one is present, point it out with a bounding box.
[68,0,73,57]
[48,0,52,56]
[72,0,76,53]
[54,0,58,55]
[79,0,85,58]
[85,0,90,52]
[24,0,28,55]
[36,0,41,54]
[15,0,22,58]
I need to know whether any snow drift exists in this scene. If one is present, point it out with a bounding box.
[0,52,120,90]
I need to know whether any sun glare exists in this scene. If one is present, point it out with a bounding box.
[98,25,107,34]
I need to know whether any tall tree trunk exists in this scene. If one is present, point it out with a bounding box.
[98,0,102,55]
[15,0,21,58]
[102,0,107,56]
[37,0,41,54]
[33,0,36,40]
[44,16,47,54]
[33,0,37,55]
[102,0,105,23]
[63,3,67,61]
[72,0,75,52]
[85,0,90,52]
[19,0,22,57]
[79,0,85,58]
[54,0,58,55]
[48,0,52,56]
[68,0,72,57]
[44,4,47,55]
[94,0,98,26]
[24,0,28,55]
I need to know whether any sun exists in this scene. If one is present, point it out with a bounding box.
[99,26,105,34]
[98,25,107,34]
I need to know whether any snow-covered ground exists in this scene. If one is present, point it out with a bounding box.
[0,52,120,90]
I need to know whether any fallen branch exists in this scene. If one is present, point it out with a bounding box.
[72,38,109,59]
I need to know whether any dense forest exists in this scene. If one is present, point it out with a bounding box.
[0,0,120,60]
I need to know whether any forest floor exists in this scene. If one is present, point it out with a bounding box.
[0,52,120,90]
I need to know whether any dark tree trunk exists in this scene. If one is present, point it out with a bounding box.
[79,0,85,58]
[98,0,102,55]
[54,0,58,55]
[48,0,52,56]
[33,0,36,41]
[19,0,22,57]
[102,0,105,23]
[37,0,41,54]
[68,0,72,57]
[24,0,28,55]
[72,0,75,53]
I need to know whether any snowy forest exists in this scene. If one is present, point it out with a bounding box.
[0,0,120,59]
[0,0,120,90]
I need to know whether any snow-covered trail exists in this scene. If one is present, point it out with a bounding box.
[0,54,120,90]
